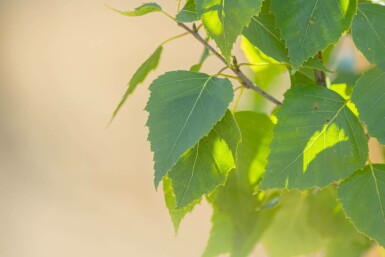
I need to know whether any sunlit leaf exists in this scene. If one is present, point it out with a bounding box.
[196,0,262,63]
[262,85,368,189]
[163,176,198,233]
[169,111,240,208]
[202,112,275,257]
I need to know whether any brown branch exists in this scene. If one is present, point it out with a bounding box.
[177,22,282,106]
[314,51,326,87]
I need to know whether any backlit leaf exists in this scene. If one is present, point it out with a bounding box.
[111,46,162,121]
[196,0,263,63]
[202,112,275,257]
[262,85,368,189]
[169,111,240,208]
[163,176,198,233]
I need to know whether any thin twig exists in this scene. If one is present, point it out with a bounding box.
[160,32,189,45]
[218,74,241,81]
[314,51,326,87]
[177,22,282,105]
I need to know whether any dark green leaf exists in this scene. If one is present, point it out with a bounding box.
[146,71,233,187]
[169,111,240,208]
[176,0,198,23]
[352,3,385,65]
[262,85,368,189]
[352,64,385,145]
[338,164,385,247]
[270,0,356,70]
[243,0,289,63]
[243,0,331,72]
[111,46,162,121]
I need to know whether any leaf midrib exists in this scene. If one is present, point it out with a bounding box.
[159,76,214,176]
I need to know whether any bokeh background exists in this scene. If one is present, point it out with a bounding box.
[0,1,384,257]
[0,0,216,256]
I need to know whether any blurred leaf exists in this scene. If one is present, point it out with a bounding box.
[146,71,233,187]
[111,46,162,122]
[202,111,275,257]
[235,111,274,187]
[263,188,372,257]
[108,3,162,17]
[163,176,198,233]
[241,37,287,88]
[262,191,325,257]
[169,111,240,208]
[332,72,360,86]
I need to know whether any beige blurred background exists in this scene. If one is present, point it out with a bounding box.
[0,0,222,256]
[1,1,384,257]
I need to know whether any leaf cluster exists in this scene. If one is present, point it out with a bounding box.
[110,0,385,256]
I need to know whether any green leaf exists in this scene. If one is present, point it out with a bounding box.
[308,189,372,257]
[261,85,368,190]
[242,0,331,72]
[168,111,240,208]
[202,112,275,257]
[262,191,326,257]
[338,164,385,247]
[108,3,162,17]
[352,3,385,65]
[111,46,162,121]
[176,0,198,23]
[263,188,372,257]
[146,71,234,187]
[163,176,198,233]
[270,0,356,70]
[351,65,385,145]
[242,0,288,63]
[196,0,263,63]
[235,111,274,186]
